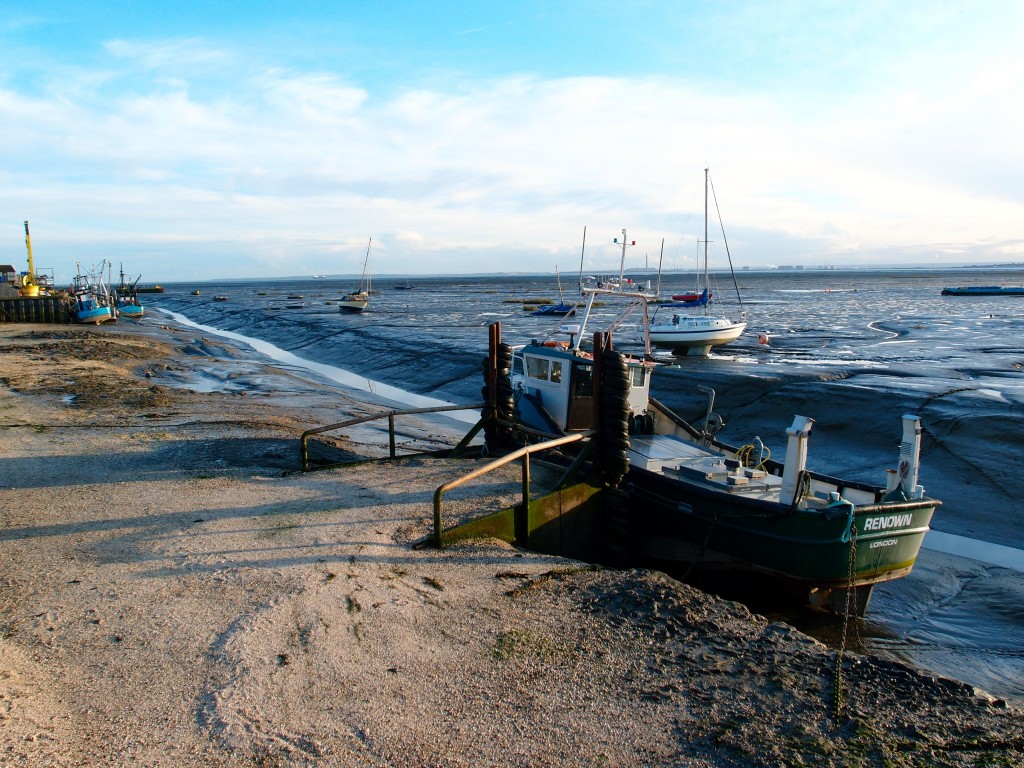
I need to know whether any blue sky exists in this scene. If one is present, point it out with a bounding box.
[2,1,1023,282]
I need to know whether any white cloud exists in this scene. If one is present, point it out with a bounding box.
[104,38,229,71]
[3,28,1024,281]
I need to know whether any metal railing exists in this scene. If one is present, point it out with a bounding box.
[299,402,485,472]
[431,430,594,547]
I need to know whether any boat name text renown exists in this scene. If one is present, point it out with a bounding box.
[863,513,913,532]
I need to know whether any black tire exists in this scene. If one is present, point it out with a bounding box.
[598,349,631,487]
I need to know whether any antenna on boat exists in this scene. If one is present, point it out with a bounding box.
[577,226,586,291]
[614,228,635,289]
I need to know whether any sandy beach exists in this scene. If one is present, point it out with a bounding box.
[2,319,1023,767]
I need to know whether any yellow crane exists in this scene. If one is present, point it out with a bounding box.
[22,220,39,297]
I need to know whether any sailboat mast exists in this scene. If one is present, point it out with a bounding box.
[359,238,372,293]
[703,167,709,294]
[703,167,711,314]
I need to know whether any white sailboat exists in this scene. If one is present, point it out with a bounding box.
[648,168,746,356]
[338,238,372,313]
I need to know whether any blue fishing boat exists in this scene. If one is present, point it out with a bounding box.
[71,263,115,324]
[114,264,144,319]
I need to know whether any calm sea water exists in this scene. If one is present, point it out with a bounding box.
[148,266,1024,384]
[147,266,1024,703]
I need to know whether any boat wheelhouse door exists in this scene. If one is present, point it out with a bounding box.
[566,361,594,431]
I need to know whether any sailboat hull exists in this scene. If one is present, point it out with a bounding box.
[338,292,369,313]
[649,317,746,354]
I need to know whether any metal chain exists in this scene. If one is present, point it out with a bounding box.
[833,522,858,723]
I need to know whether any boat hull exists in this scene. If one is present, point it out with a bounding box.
[648,318,746,355]
[941,286,1024,296]
[75,306,115,324]
[671,292,712,302]
[621,466,937,611]
[117,305,144,319]
[530,304,576,317]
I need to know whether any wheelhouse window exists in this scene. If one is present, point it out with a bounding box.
[630,366,647,388]
[525,355,564,383]
[526,356,550,381]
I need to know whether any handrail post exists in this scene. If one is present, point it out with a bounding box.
[300,433,309,472]
[388,414,397,458]
[518,452,531,545]
[433,488,444,547]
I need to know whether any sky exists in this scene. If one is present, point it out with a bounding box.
[2,1,1024,282]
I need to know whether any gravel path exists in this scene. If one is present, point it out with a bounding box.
[1,322,1021,767]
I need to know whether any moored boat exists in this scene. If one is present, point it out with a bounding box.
[647,309,745,354]
[530,265,578,317]
[70,262,116,324]
[648,168,746,355]
[530,302,577,317]
[114,264,144,319]
[115,296,144,318]
[72,292,116,324]
[671,290,712,302]
[339,238,373,313]
[487,270,939,615]
[941,285,1024,296]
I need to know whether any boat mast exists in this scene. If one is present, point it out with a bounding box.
[656,238,664,297]
[359,238,372,293]
[703,167,711,315]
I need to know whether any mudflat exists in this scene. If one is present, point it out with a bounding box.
[1,321,1022,767]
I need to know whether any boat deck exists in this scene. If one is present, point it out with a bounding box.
[628,434,784,502]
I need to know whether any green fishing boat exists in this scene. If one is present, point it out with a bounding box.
[488,262,940,616]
